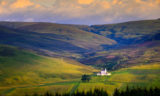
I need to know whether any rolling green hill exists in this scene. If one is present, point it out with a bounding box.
[0,45,97,87]
[1,19,160,49]
[1,19,160,72]
[1,19,160,59]
[0,25,88,58]
[0,22,116,53]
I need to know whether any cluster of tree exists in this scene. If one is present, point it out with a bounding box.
[26,89,108,96]
[113,86,160,96]
[81,74,91,82]
[26,86,160,96]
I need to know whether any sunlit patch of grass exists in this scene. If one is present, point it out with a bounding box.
[108,73,136,82]
[77,82,122,95]
[130,63,160,69]
[7,85,74,96]
[0,45,97,86]
[108,63,160,83]
[0,89,7,95]
[83,63,160,95]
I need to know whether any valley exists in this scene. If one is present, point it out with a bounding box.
[0,19,160,96]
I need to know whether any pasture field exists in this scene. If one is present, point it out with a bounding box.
[1,63,160,96]
[77,63,160,95]
[0,45,97,96]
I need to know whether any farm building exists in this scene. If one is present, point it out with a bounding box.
[97,68,111,76]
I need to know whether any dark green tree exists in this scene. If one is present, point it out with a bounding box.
[33,93,39,96]
[81,74,91,82]
[113,88,120,96]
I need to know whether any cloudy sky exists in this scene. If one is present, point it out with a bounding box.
[0,0,160,25]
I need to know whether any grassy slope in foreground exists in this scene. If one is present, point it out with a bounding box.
[0,45,97,87]
[2,63,160,96]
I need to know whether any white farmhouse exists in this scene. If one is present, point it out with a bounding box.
[97,68,111,76]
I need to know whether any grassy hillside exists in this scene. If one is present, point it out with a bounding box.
[1,19,160,51]
[1,63,160,96]
[0,25,85,51]
[80,41,160,70]
[0,22,116,51]
[77,63,160,95]
[0,45,97,87]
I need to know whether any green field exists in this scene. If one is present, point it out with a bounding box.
[75,63,160,95]
[1,59,160,96]
[0,45,97,96]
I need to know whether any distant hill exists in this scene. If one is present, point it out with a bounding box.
[1,19,160,49]
[0,19,160,69]
[0,25,87,58]
[80,41,160,70]
[89,19,160,47]
[77,19,160,69]
[0,22,116,58]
